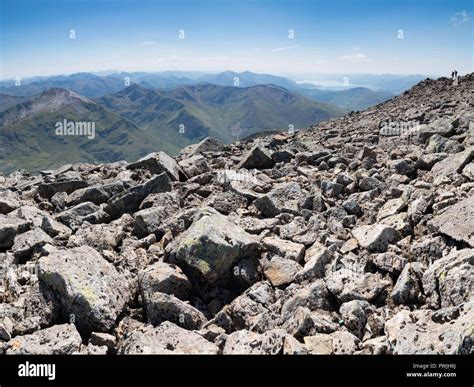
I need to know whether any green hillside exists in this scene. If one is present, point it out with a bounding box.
[298,87,394,111]
[99,83,345,148]
[0,83,345,174]
[0,89,176,174]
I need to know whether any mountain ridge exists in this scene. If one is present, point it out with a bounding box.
[99,82,346,147]
[0,87,177,174]
[0,82,345,173]
[0,70,405,109]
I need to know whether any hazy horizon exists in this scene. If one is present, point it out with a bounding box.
[0,69,443,83]
[1,0,472,80]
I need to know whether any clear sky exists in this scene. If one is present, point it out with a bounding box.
[0,0,472,79]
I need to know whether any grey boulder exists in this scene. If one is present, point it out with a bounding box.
[0,215,31,249]
[138,260,192,301]
[38,246,133,333]
[166,208,260,283]
[422,248,473,309]
[117,320,219,354]
[428,196,474,247]
[127,151,185,181]
[5,324,81,354]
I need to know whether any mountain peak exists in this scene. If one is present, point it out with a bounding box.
[39,87,91,102]
[122,83,158,95]
[40,87,72,96]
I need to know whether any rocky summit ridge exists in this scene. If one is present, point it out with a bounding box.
[0,74,473,355]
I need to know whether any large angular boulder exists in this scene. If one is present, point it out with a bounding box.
[414,153,447,170]
[422,248,473,309]
[385,302,473,354]
[280,280,334,321]
[416,118,455,143]
[127,151,185,181]
[143,292,207,330]
[5,324,81,354]
[370,252,406,275]
[55,202,100,229]
[425,134,464,154]
[428,196,474,247]
[262,237,305,262]
[237,145,275,170]
[38,180,88,199]
[359,176,382,191]
[303,333,333,354]
[166,208,260,283]
[205,190,247,215]
[352,224,397,253]
[326,270,391,304]
[377,198,407,220]
[306,331,361,354]
[379,212,410,236]
[10,206,49,228]
[0,190,21,214]
[223,329,290,354]
[41,216,72,239]
[66,185,110,206]
[104,173,171,219]
[263,256,303,287]
[133,193,181,237]
[210,281,276,333]
[38,246,133,333]
[138,261,192,301]
[0,215,31,249]
[320,180,345,198]
[282,306,338,339]
[389,159,414,176]
[190,137,224,156]
[339,300,368,339]
[297,243,332,280]
[12,228,53,261]
[430,146,473,177]
[67,216,131,252]
[178,155,210,178]
[391,262,426,305]
[254,182,307,217]
[117,320,219,354]
[462,161,474,179]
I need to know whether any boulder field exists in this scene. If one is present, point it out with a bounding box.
[1,74,473,354]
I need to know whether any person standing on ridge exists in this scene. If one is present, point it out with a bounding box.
[452,70,459,86]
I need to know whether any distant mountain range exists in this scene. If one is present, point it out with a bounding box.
[0,70,401,111]
[2,70,430,174]
[0,71,303,96]
[0,81,345,174]
[285,73,430,93]
[0,73,126,99]
[0,94,28,112]
[195,70,311,90]
[297,87,394,111]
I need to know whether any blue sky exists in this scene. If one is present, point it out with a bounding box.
[0,0,472,78]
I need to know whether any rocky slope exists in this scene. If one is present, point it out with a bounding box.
[0,74,472,355]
